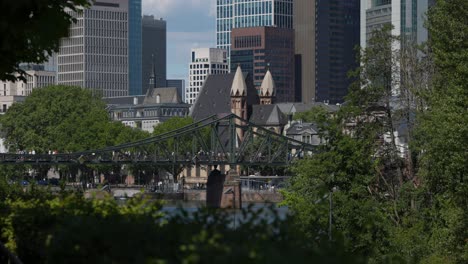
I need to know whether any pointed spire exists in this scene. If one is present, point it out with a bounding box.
[149,54,156,89]
[230,65,247,96]
[260,69,275,97]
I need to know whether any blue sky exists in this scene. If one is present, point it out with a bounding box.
[142,0,217,82]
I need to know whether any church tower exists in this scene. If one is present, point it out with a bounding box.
[259,69,275,105]
[230,65,248,143]
[230,65,247,120]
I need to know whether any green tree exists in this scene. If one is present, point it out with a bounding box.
[152,116,194,136]
[0,85,140,153]
[283,104,393,260]
[411,0,468,262]
[293,105,335,124]
[417,0,468,205]
[0,0,89,81]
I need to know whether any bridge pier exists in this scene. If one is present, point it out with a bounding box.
[206,168,242,209]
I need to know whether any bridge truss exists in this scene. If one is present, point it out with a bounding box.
[0,114,315,166]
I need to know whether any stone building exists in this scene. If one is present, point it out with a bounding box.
[0,68,56,113]
[105,87,190,133]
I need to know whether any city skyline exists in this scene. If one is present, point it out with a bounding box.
[3,0,433,102]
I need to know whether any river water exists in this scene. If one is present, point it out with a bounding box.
[156,200,290,225]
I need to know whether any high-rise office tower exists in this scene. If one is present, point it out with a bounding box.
[166,79,186,102]
[57,0,141,97]
[128,0,142,95]
[295,0,360,104]
[142,15,166,95]
[216,0,293,61]
[231,26,295,102]
[294,0,315,103]
[315,1,360,104]
[361,0,433,48]
[187,48,229,104]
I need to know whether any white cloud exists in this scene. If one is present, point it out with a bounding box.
[142,0,176,16]
[143,0,216,17]
[167,31,215,66]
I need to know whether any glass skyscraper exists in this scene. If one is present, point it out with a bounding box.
[216,0,293,60]
[128,0,142,95]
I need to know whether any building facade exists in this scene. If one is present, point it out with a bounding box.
[57,0,138,97]
[128,0,142,95]
[230,27,295,102]
[293,0,315,103]
[0,69,55,113]
[166,79,186,103]
[142,15,166,95]
[216,0,293,61]
[186,48,229,104]
[294,0,360,104]
[106,87,190,133]
[315,0,360,104]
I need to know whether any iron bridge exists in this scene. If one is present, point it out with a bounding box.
[0,114,315,166]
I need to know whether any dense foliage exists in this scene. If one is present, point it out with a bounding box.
[0,85,147,153]
[283,1,467,263]
[0,0,89,81]
[0,187,362,263]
